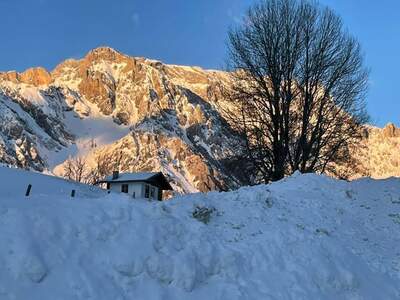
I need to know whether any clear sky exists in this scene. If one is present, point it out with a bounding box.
[0,0,398,126]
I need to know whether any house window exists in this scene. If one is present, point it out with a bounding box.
[121,184,129,193]
[144,184,150,198]
[150,187,155,199]
[106,183,110,190]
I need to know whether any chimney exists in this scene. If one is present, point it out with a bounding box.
[112,171,119,180]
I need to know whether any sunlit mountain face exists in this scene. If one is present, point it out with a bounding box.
[0,47,399,194]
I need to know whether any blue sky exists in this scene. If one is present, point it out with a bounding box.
[0,0,398,126]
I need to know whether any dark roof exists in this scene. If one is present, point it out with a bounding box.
[98,172,173,190]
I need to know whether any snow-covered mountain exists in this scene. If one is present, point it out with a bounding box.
[1,166,399,299]
[0,47,244,194]
[0,47,398,193]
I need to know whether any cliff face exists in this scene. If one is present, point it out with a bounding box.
[350,124,400,179]
[0,47,398,193]
[0,67,52,86]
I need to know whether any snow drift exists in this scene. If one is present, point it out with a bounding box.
[0,166,399,299]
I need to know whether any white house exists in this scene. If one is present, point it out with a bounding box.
[99,171,173,200]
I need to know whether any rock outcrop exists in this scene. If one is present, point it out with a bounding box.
[344,124,400,179]
[0,67,52,86]
[382,123,400,138]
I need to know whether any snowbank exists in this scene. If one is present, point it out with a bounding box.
[0,166,105,199]
[0,167,399,299]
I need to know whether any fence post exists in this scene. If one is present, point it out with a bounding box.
[25,184,32,197]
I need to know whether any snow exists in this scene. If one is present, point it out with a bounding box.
[102,172,160,182]
[0,167,105,199]
[1,82,53,116]
[0,96,54,144]
[164,162,199,194]
[1,168,400,299]
[48,105,130,169]
[52,66,82,91]
[90,61,127,81]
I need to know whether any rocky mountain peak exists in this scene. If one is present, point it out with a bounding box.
[0,67,52,87]
[382,123,400,138]
[84,47,128,64]
[20,67,52,86]
[51,59,80,77]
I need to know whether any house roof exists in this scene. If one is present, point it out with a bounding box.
[98,172,173,190]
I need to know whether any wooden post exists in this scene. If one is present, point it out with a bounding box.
[25,184,32,197]
[71,189,75,198]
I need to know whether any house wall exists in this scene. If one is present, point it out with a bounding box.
[109,182,160,200]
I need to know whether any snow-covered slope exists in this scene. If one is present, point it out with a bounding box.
[0,166,399,299]
[0,166,105,199]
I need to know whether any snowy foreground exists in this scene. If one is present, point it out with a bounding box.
[0,167,400,299]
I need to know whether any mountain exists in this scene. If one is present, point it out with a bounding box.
[1,166,400,299]
[0,47,399,193]
[0,47,245,194]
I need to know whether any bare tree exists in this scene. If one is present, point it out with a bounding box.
[62,156,91,184]
[62,156,74,181]
[78,150,125,185]
[113,150,124,172]
[226,0,369,182]
[73,157,87,183]
[86,152,115,185]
